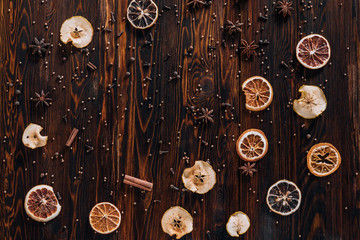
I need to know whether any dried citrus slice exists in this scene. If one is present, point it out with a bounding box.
[242,76,273,111]
[266,180,301,216]
[296,34,331,69]
[293,85,327,119]
[22,123,48,149]
[307,143,341,177]
[226,211,250,237]
[60,16,93,48]
[236,129,268,162]
[24,185,61,222]
[127,0,158,29]
[161,206,193,239]
[89,202,121,234]
[182,160,216,194]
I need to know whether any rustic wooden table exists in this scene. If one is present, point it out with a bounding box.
[1,0,359,239]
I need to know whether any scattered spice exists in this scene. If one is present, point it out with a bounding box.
[240,162,257,177]
[226,20,243,35]
[240,40,259,58]
[28,37,50,57]
[87,62,97,70]
[65,128,79,147]
[276,0,294,17]
[198,108,214,124]
[187,0,205,8]
[32,90,52,107]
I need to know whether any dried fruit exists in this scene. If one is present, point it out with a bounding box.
[266,180,301,216]
[293,85,327,119]
[296,34,331,69]
[24,185,61,222]
[226,211,250,237]
[182,160,216,194]
[242,76,273,111]
[60,16,93,48]
[236,129,268,162]
[161,206,193,239]
[307,143,341,177]
[127,0,158,29]
[22,123,48,149]
[89,202,121,234]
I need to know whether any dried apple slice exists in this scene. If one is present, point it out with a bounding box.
[22,123,48,149]
[60,16,93,48]
[226,211,250,237]
[182,160,216,194]
[24,185,61,222]
[161,206,193,239]
[293,85,327,119]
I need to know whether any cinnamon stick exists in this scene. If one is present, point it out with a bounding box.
[123,175,153,191]
[65,128,78,147]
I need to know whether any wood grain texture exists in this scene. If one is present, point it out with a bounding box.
[0,0,359,239]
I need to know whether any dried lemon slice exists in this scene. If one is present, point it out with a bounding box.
[89,202,121,234]
[182,160,216,194]
[266,180,301,216]
[60,16,93,48]
[293,85,327,119]
[226,211,250,237]
[242,76,273,111]
[307,143,341,177]
[236,129,268,162]
[161,206,193,239]
[296,34,331,69]
[22,123,48,149]
[24,185,61,222]
[127,0,158,29]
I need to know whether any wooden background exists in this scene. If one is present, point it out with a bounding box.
[0,0,359,239]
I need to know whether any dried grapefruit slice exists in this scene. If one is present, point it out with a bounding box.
[236,129,268,162]
[307,143,341,177]
[127,0,158,29]
[242,76,273,111]
[293,85,327,119]
[24,185,61,222]
[89,202,121,234]
[161,206,193,239]
[226,211,250,237]
[266,180,301,216]
[296,34,331,69]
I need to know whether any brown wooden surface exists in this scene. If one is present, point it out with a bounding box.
[1,0,359,239]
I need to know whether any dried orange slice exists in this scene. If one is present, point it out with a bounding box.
[307,143,341,177]
[266,180,301,216]
[236,129,268,162]
[242,76,273,111]
[296,34,331,69]
[24,185,61,222]
[226,211,250,237]
[127,0,158,29]
[89,202,121,234]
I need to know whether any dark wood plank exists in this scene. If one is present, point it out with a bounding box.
[0,0,359,239]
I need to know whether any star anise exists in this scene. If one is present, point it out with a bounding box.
[226,20,243,35]
[187,0,205,8]
[240,162,257,177]
[28,37,50,57]
[240,39,259,58]
[32,90,52,107]
[276,0,294,18]
[198,108,214,124]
